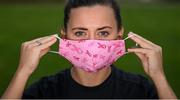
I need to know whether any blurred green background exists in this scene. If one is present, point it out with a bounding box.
[0,0,180,98]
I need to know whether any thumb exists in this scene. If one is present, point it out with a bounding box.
[40,48,50,58]
[135,52,149,71]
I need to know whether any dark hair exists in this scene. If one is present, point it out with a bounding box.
[63,0,122,32]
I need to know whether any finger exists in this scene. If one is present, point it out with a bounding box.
[128,32,154,49]
[38,38,57,50]
[129,32,154,45]
[30,35,51,43]
[128,48,151,54]
[135,52,144,60]
[135,52,147,62]
[135,52,149,73]
[37,35,57,44]
[40,48,50,57]
[30,34,57,47]
[22,34,57,48]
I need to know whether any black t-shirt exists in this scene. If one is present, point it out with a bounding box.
[22,65,158,99]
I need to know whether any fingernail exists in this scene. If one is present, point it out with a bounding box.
[128,31,136,37]
[127,49,133,52]
[52,34,58,37]
[128,31,133,34]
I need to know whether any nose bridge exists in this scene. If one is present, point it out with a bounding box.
[86,25,99,40]
[89,32,95,40]
[87,29,96,40]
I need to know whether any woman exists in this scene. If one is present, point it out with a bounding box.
[2,0,177,99]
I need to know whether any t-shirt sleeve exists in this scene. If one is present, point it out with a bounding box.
[22,77,47,99]
[22,75,61,99]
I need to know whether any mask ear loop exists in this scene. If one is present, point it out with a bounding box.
[123,34,134,41]
[123,34,136,54]
[49,34,61,54]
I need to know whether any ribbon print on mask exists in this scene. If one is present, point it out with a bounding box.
[50,33,134,72]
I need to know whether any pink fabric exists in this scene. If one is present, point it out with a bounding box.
[59,39,126,72]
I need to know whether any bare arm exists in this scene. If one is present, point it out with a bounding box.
[128,32,177,99]
[152,73,177,99]
[1,68,30,98]
[1,34,57,99]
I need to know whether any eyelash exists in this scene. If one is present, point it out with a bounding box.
[74,31,86,37]
[74,31,110,37]
[98,31,110,37]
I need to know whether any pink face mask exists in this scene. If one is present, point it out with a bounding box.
[50,34,134,72]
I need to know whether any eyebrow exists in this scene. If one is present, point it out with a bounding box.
[72,27,88,31]
[97,26,112,30]
[72,26,112,31]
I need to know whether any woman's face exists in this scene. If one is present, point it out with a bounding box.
[64,5,123,40]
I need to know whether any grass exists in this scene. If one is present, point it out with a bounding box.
[0,3,180,98]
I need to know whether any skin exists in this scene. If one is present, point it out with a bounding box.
[1,5,177,99]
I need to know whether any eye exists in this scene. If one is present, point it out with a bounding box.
[74,31,86,37]
[98,31,110,37]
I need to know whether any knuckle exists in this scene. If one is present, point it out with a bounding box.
[22,41,31,46]
[31,47,39,52]
[156,45,162,52]
[27,45,33,49]
[151,46,162,54]
[158,46,162,51]
[151,50,156,54]
[31,46,37,50]
[22,42,29,48]
[22,42,27,46]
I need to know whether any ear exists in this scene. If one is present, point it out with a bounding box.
[117,27,124,39]
[59,28,66,39]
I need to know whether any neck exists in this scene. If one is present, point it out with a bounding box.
[71,66,112,87]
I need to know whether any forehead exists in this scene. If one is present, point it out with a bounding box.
[68,5,116,28]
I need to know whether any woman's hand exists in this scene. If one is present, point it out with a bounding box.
[1,34,57,99]
[127,32,163,79]
[127,32,177,99]
[18,34,57,76]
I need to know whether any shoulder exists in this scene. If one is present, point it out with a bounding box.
[112,65,150,85]
[22,69,70,98]
[38,68,70,85]
[111,65,158,98]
